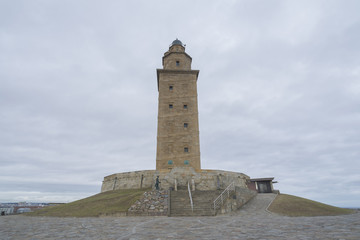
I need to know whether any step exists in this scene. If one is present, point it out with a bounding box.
[171,206,213,210]
[170,213,214,217]
[169,189,226,216]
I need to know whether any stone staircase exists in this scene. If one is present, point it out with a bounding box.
[169,189,222,217]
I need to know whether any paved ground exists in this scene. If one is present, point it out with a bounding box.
[1,194,359,240]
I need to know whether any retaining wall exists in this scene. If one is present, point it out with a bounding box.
[127,190,168,216]
[218,187,257,215]
[101,167,250,192]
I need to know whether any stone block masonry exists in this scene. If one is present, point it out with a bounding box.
[127,190,168,216]
[218,187,258,215]
[101,167,250,193]
[101,170,155,192]
[156,39,201,170]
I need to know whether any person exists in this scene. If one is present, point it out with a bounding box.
[155,176,161,190]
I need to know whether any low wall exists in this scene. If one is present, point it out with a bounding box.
[127,190,168,216]
[101,170,156,192]
[235,186,258,207]
[157,167,250,190]
[218,187,257,215]
[101,167,250,192]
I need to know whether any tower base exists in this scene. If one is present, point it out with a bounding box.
[101,167,250,192]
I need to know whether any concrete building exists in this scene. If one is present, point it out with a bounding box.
[156,39,201,171]
[247,178,276,193]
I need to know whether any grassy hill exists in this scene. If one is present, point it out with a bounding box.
[268,194,354,217]
[25,190,355,218]
[26,188,149,217]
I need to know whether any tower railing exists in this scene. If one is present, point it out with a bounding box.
[213,182,235,213]
[187,182,194,212]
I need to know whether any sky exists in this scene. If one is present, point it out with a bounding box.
[0,0,359,208]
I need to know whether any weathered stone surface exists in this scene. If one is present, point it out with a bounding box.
[156,42,201,171]
[101,167,250,192]
[2,208,359,239]
[127,190,168,216]
[101,170,155,192]
[155,167,250,191]
[218,187,257,215]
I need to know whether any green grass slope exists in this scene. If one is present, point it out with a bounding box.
[26,188,149,217]
[268,194,354,217]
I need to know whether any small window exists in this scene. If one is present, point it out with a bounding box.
[183,104,188,109]
[184,160,189,165]
[169,86,173,90]
[184,123,188,128]
[168,160,173,165]
[184,147,189,153]
[169,104,173,109]
[176,61,180,66]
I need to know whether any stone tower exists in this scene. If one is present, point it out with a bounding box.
[156,39,201,171]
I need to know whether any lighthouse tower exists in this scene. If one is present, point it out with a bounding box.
[101,40,253,205]
[156,39,201,171]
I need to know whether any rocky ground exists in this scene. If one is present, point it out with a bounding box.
[1,194,359,240]
[127,190,168,216]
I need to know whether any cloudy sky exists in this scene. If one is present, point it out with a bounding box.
[1,0,359,208]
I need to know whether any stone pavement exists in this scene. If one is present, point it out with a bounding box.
[1,194,359,240]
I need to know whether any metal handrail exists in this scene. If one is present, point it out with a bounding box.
[213,182,235,212]
[188,182,194,212]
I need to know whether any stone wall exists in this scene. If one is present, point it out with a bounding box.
[156,167,250,191]
[127,190,168,216]
[101,167,250,193]
[218,187,257,215]
[235,186,258,206]
[101,170,155,192]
